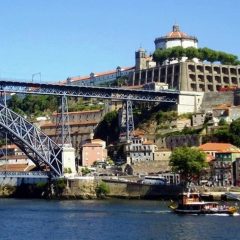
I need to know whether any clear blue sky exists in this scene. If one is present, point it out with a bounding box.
[0,0,239,82]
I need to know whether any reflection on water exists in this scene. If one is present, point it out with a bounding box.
[0,199,239,240]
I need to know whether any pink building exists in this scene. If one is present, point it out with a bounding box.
[81,139,107,167]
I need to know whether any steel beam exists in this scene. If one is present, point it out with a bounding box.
[0,80,179,102]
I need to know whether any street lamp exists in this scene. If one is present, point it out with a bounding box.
[32,72,41,82]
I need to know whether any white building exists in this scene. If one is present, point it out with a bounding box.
[66,66,134,86]
[124,136,157,164]
[154,24,198,50]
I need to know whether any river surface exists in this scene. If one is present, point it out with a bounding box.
[0,198,239,240]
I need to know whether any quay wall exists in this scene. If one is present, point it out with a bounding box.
[102,180,184,199]
[0,176,48,186]
[0,177,238,200]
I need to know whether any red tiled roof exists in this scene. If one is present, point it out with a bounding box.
[0,155,28,160]
[52,109,102,116]
[143,141,154,145]
[199,143,240,152]
[82,143,102,147]
[166,31,188,39]
[0,164,29,171]
[0,144,17,150]
[213,104,231,110]
[65,66,135,83]
[41,120,98,128]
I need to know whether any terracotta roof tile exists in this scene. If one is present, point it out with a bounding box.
[65,66,135,83]
[82,143,102,147]
[199,143,240,152]
[52,109,102,116]
[41,120,98,128]
[143,141,154,145]
[0,164,29,171]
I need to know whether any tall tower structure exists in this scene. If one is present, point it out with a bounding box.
[135,47,147,70]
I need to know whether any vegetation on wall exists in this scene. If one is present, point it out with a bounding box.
[95,181,110,198]
[153,46,240,65]
[203,118,240,147]
[94,111,120,144]
[8,94,58,118]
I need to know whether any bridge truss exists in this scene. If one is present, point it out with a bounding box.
[0,80,179,102]
[0,80,181,177]
[0,102,63,177]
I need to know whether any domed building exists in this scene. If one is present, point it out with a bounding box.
[154,24,198,50]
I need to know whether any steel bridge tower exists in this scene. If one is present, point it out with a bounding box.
[54,95,72,147]
[120,99,134,142]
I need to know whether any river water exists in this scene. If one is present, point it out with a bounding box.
[0,198,239,240]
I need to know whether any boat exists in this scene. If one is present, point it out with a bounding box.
[169,192,239,215]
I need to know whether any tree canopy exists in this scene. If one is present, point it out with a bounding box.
[208,118,240,147]
[153,46,240,65]
[169,147,207,183]
[7,94,103,120]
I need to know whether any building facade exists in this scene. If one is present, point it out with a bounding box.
[124,137,157,164]
[81,139,107,167]
[128,62,240,92]
[213,152,240,186]
[40,109,106,152]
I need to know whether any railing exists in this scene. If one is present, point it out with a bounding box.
[0,171,50,177]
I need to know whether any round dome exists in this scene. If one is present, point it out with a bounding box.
[166,25,189,39]
[154,25,198,50]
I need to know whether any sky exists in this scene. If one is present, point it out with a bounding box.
[0,0,239,82]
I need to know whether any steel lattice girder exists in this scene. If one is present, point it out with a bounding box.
[0,80,179,102]
[0,103,63,176]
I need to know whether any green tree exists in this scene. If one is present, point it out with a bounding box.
[169,147,207,183]
[153,46,240,66]
[169,46,186,61]
[229,118,240,136]
[218,118,228,126]
[96,181,110,198]
[229,118,240,147]
[185,47,199,60]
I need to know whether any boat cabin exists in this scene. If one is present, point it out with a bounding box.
[179,192,201,205]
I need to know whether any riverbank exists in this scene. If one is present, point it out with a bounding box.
[0,177,240,201]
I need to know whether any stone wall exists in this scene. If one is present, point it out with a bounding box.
[201,92,234,112]
[103,180,183,199]
[63,178,98,199]
[156,134,201,150]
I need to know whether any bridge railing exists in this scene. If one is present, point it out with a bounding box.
[0,171,50,177]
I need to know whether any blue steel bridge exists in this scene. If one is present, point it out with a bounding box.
[0,80,180,177]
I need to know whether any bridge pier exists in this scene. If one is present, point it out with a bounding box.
[62,145,76,174]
